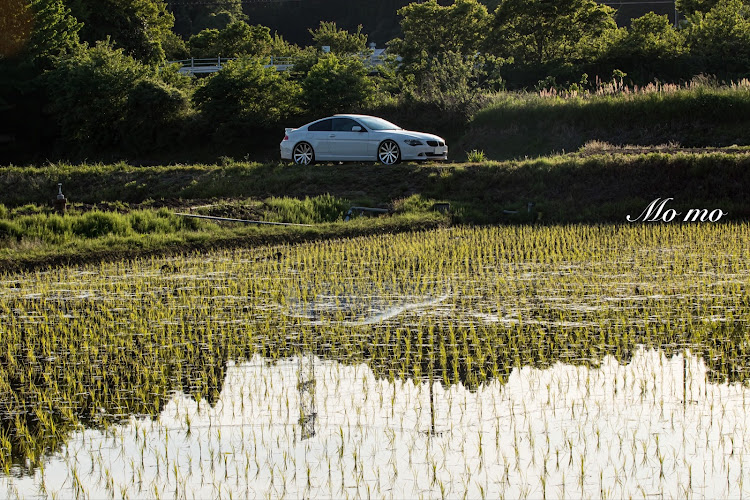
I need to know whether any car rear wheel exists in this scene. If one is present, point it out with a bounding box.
[378,140,401,165]
[293,142,315,165]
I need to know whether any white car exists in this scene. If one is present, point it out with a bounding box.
[280,114,448,165]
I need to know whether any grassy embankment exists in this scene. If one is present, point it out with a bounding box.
[2,82,750,271]
[456,80,750,159]
[2,150,749,271]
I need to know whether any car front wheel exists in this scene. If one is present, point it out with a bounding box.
[293,142,315,165]
[378,140,401,165]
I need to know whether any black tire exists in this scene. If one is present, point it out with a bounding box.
[378,139,401,165]
[293,142,315,165]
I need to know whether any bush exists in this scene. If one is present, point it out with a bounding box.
[128,211,173,234]
[193,57,301,139]
[683,0,750,78]
[188,21,273,58]
[121,78,190,154]
[599,13,688,84]
[43,42,190,156]
[128,209,200,234]
[302,54,374,114]
[402,51,495,117]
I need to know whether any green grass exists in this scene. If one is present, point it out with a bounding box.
[1,150,749,270]
[462,82,750,159]
[4,153,750,216]
[0,207,447,272]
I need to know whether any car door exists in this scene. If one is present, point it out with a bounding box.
[305,118,333,159]
[328,118,371,160]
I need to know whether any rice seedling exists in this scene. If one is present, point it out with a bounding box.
[0,223,748,497]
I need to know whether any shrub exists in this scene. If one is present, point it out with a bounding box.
[193,57,301,139]
[302,54,374,114]
[188,21,273,58]
[121,78,190,154]
[683,0,750,78]
[43,42,189,156]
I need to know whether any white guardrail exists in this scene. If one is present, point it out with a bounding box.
[167,54,389,75]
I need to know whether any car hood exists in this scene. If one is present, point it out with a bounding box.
[387,130,445,142]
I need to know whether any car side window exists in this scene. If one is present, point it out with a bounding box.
[332,118,363,132]
[308,119,332,131]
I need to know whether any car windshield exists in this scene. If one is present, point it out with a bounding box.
[354,116,402,131]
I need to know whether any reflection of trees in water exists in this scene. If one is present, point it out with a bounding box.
[0,322,235,475]
[305,319,749,392]
[2,311,748,472]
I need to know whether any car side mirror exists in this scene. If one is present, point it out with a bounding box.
[352,126,362,132]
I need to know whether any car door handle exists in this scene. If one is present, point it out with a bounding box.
[329,134,336,137]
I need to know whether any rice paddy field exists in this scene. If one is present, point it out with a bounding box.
[1,222,749,499]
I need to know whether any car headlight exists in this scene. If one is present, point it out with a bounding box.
[403,139,423,146]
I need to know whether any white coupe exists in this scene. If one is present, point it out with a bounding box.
[280,114,448,165]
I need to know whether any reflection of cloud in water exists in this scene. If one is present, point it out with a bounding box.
[288,281,450,325]
[5,349,750,499]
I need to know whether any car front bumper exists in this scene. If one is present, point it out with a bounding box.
[402,144,448,161]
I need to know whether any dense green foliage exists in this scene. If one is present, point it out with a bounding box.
[682,0,750,75]
[67,0,175,64]
[166,0,245,36]
[302,54,375,114]
[309,21,368,55]
[389,0,491,71]
[192,57,301,140]
[487,0,616,66]
[2,0,750,163]
[42,42,190,155]
[188,21,273,59]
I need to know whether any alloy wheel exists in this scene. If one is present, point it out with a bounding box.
[378,140,400,165]
[293,143,314,165]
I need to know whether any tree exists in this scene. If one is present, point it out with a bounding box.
[602,12,687,83]
[302,54,374,114]
[66,0,175,64]
[189,21,273,58]
[403,51,496,117]
[166,0,246,37]
[486,0,616,66]
[43,41,189,153]
[308,21,368,55]
[0,0,34,61]
[161,30,188,60]
[683,0,750,76]
[388,0,491,71]
[193,57,301,135]
[1,0,80,67]
[28,0,82,68]
[676,0,750,14]
[121,76,188,153]
[186,29,219,58]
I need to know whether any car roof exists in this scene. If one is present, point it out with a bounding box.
[298,114,385,129]
[331,114,375,120]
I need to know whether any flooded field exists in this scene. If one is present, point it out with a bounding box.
[1,223,749,498]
